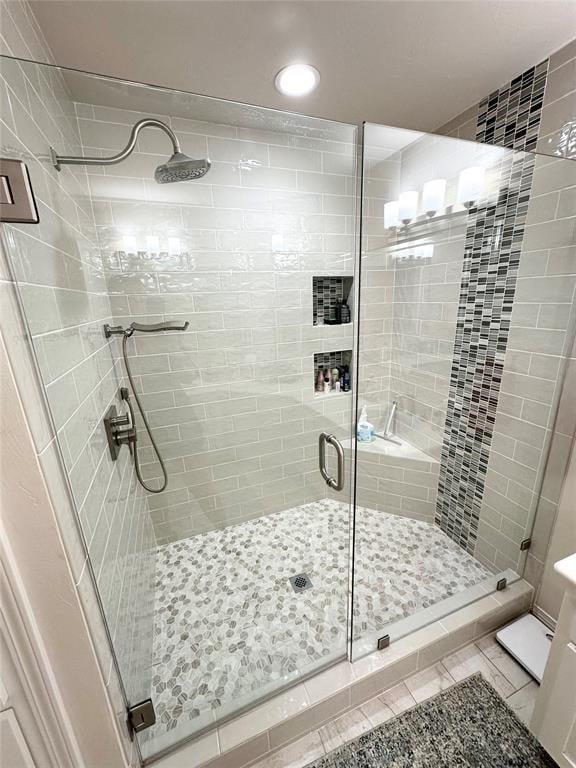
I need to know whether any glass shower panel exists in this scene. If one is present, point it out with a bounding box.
[352,123,576,659]
[1,56,357,760]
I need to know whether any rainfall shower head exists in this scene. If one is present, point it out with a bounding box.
[51,118,211,184]
[154,153,211,183]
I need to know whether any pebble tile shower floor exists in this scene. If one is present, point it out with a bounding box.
[151,499,490,733]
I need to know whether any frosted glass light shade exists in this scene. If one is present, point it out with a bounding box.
[399,191,418,223]
[422,179,446,215]
[457,166,485,206]
[168,237,181,254]
[384,200,399,229]
[122,235,137,251]
[415,244,434,260]
[146,235,160,251]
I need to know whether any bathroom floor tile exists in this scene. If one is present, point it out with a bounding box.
[378,681,417,715]
[318,708,373,753]
[442,643,516,699]
[404,662,456,702]
[505,681,539,726]
[250,731,326,768]
[475,634,532,690]
[360,695,395,728]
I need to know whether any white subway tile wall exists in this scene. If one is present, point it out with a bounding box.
[537,39,576,159]
[359,126,575,581]
[75,102,357,543]
[435,42,576,582]
[477,154,576,575]
[356,132,508,525]
[0,34,156,716]
[436,38,575,162]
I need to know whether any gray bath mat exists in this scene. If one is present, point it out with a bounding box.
[309,674,557,767]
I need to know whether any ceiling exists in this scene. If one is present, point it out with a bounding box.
[30,0,575,132]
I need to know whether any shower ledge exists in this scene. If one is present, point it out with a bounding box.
[342,436,439,464]
[153,579,532,768]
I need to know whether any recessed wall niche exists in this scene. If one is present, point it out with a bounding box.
[313,276,353,326]
[314,350,353,397]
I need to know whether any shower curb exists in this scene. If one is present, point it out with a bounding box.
[152,580,533,767]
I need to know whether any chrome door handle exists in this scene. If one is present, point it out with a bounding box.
[319,432,345,491]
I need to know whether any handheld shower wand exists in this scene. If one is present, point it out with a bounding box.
[103,320,189,493]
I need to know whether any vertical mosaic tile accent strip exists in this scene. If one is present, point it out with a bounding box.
[313,276,352,325]
[476,60,548,151]
[436,60,549,552]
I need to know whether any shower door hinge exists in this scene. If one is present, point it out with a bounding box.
[127,699,156,739]
[377,634,390,651]
[520,538,532,551]
[496,578,507,591]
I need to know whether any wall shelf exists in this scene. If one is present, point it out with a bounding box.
[314,350,352,397]
[313,276,353,326]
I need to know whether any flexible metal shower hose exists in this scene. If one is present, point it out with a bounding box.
[122,332,168,493]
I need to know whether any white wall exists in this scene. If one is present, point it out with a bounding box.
[534,440,576,625]
[0,328,130,768]
[477,154,576,575]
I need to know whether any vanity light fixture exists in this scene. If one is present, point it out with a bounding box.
[275,64,320,97]
[168,236,181,254]
[122,234,137,252]
[384,200,400,229]
[415,244,434,260]
[457,166,485,208]
[398,190,418,225]
[146,235,160,251]
[422,179,446,217]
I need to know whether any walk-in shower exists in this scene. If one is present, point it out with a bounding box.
[1,54,574,765]
[51,117,211,181]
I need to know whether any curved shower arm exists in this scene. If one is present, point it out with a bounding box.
[51,118,181,171]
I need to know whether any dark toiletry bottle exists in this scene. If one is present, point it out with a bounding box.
[335,300,343,324]
[340,301,351,324]
[342,365,351,391]
[324,305,337,325]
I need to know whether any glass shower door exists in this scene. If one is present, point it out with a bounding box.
[1,55,358,760]
[352,122,576,659]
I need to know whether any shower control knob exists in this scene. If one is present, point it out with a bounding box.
[110,413,130,428]
[103,405,136,460]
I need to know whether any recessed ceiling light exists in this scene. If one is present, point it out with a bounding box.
[274,64,320,97]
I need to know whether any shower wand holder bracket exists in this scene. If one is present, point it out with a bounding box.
[104,404,136,461]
